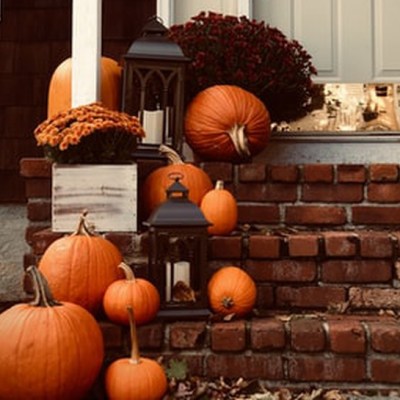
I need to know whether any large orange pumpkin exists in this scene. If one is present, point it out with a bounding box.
[103,262,160,326]
[38,211,122,314]
[207,266,257,317]
[47,56,122,118]
[105,306,168,400]
[141,145,213,218]
[200,180,238,236]
[0,266,104,400]
[184,85,271,162]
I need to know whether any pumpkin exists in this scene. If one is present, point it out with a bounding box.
[38,211,122,314]
[141,144,213,218]
[47,56,122,118]
[103,262,160,326]
[184,85,271,162]
[200,180,238,235]
[0,266,104,400]
[207,266,257,317]
[105,306,168,400]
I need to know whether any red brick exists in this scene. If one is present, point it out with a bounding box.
[210,321,246,352]
[104,232,137,256]
[31,228,64,255]
[322,260,392,283]
[20,157,52,178]
[370,359,400,383]
[237,204,280,224]
[246,260,316,282]
[236,183,297,202]
[290,318,325,352]
[288,356,366,382]
[286,206,346,226]
[248,235,281,258]
[352,206,400,225]
[206,354,283,380]
[368,183,400,202]
[302,184,363,202]
[349,288,400,310]
[369,164,399,182]
[328,320,366,353]
[27,199,51,221]
[209,236,242,259]
[136,322,164,349]
[359,232,393,258]
[25,223,51,246]
[158,354,204,377]
[201,162,233,182]
[170,321,207,349]
[337,165,367,183]
[25,178,51,198]
[268,165,299,182]
[303,164,333,183]
[276,287,346,309]
[369,321,400,353]
[287,234,319,257]
[256,285,274,309]
[99,321,125,349]
[238,163,267,182]
[322,232,358,256]
[250,318,285,351]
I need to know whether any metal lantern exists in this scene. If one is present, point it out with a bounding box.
[144,177,211,319]
[121,16,189,159]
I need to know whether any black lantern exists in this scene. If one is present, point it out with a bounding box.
[122,16,189,159]
[144,177,211,319]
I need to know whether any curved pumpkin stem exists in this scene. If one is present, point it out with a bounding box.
[215,180,225,190]
[158,144,184,165]
[118,262,136,281]
[227,124,251,160]
[27,265,61,308]
[127,305,141,365]
[72,210,96,237]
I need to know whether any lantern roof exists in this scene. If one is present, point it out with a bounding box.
[145,178,211,228]
[125,16,189,62]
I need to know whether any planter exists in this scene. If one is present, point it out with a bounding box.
[52,163,137,232]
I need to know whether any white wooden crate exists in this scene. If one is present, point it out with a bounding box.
[52,163,137,233]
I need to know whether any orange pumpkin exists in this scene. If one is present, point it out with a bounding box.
[0,266,104,400]
[47,56,122,118]
[207,266,257,317]
[103,262,160,326]
[184,85,271,162]
[141,145,213,218]
[38,211,122,314]
[105,306,168,400]
[200,180,238,235]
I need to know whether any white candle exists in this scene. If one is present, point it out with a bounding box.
[165,261,190,301]
[142,110,164,144]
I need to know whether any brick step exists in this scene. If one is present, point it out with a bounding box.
[100,312,400,391]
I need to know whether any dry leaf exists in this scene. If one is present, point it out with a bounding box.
[172,281,196,302]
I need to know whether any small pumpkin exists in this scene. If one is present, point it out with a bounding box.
[47,56,122,118]
[38,211,122,314]
[105,306,168,400]
[200,180,238,235]
[103,262,160,326]
[207,266,257,317]
[184,85,271,162]
[0,266,104,400]
[141,144,213,218]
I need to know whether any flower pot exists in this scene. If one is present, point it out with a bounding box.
[52,163,137,232]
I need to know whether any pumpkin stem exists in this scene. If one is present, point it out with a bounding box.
[215,180,225,190]
[227,124,251,160]
[222,297,235,310]
[159,144,184,165]
[127,305,141,365]
[118,262,136,281]
[27,265,61,308]
[72,210,96,237]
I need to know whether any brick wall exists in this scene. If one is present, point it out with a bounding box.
[18,157,400,390]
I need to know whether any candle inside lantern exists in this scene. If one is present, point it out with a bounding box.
[165,261,190,301]
[142,110,164,144]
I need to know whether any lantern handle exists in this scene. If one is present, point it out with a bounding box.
[167,172,184,182]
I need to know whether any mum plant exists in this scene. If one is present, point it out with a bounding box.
[34,102,145,164]
[168,11,318,122]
